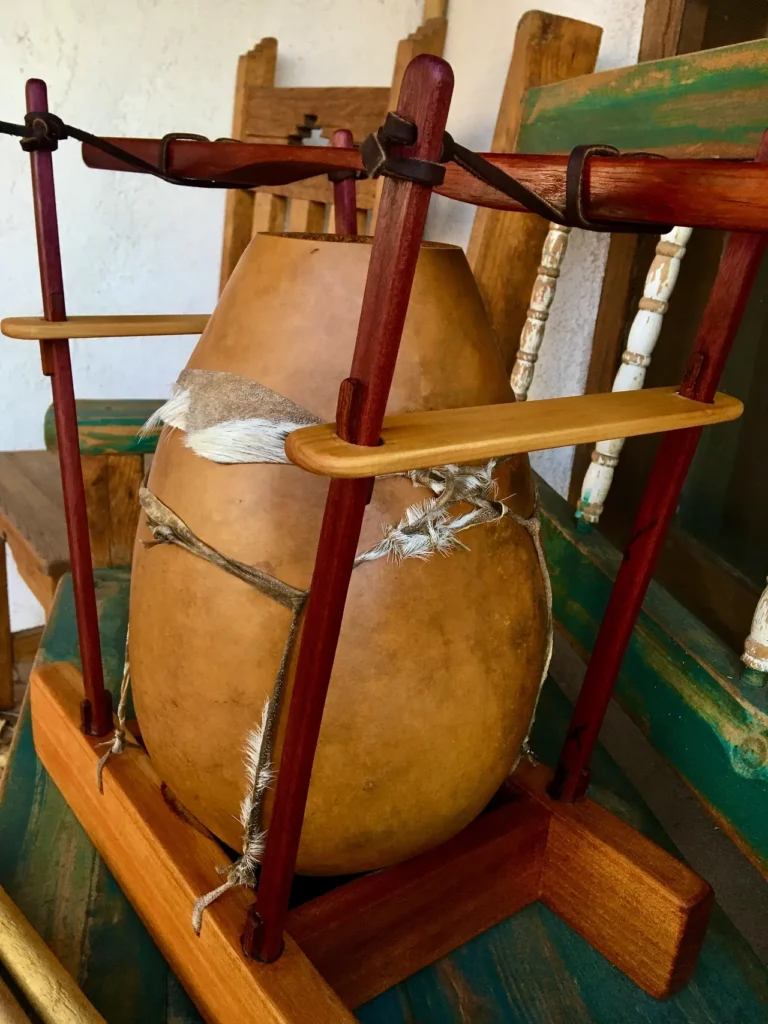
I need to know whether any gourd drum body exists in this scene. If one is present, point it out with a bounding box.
[130,233,548,876]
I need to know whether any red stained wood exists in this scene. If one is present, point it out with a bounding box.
[249,55,455,963]
[551,132,768,803]
[82,137,768,232]
[330,129,358,235]
[26,79,111,736]
[287,796,549,1008]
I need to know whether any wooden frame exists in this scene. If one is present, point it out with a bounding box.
[31,659,713,1018]
[9,21,768,1018]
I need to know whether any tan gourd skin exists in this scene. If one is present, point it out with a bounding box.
[130,234,547,875]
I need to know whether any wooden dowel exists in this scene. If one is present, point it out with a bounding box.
[0,884,105,1024]
[330,129,358,234]
[248,54,454,964]
[26,79,111,736]
[550,132,768,803]
[81,137,768,232]
[1,313,210,340]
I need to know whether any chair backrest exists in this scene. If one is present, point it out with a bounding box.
[468,32,768,382]
[219,7,448,291]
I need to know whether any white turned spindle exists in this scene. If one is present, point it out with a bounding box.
[743,580,768,673]
[510,223,571,401]
[576,226,693,524]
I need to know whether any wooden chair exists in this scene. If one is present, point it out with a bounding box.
[472,30,768,877]
[0,3,448,712]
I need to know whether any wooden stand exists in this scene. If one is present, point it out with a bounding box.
[31,660,712,1024]
[13,49,767,1024]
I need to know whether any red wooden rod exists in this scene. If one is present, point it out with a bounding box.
[248,54,454,963]
[25,79,111,737]
[82,137,768,233]
[330,129,358,235]
[550,133,768,802]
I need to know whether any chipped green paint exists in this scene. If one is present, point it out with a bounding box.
[538,476,768,877]
[1,570,767,1020]
[518,37,768,156]
[44,399,163,456]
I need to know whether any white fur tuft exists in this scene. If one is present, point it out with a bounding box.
[184,417,301,464]
[140,386,190,437]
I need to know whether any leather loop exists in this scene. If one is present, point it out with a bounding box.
[360,113,445,187]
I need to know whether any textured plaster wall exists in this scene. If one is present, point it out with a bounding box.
[1,0,644,629]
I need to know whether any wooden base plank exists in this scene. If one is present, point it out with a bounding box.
[30,657,713,1018]
[288,796,549,1009]
[30,661,354,1024]
[513,759,713,998]
[1,315,210,340]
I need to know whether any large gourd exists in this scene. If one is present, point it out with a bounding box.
[130,233,547,875]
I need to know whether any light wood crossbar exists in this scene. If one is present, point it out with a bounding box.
[285,387,742,478]
[1,314,210,340]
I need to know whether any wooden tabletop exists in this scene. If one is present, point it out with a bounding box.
[0,571,765,1022]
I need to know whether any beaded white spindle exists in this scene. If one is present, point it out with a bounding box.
[576,226,693,524]
[510,223,571,401]
[743,581,768,674]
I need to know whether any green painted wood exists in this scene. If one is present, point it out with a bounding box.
[538,474,768,877]
[518,37,768,157]
[44,399,163,456]
[1,570,766,1020]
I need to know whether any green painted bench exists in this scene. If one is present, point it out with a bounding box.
[0,570,766,1021]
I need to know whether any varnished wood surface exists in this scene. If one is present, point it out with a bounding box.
[286,387,743,478]
[1,314,210,340]
[79,141,768,231]
[0,451,69,580]
[30,659,355,1024]
[289,798,549,1008]
[44,399,163,456]
[1,571,767,1021]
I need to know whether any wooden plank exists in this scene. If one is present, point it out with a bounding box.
[252,191,287,234]
[538,475,768,877]
[45,399,164,456]
[0,539,13,710]
[467,12,603,372]
[287,198,326,233]
[288,798,548,1009]
[258,175,377,210]
[11,626,43,664]
[286,388,743,478]
[30,660,356,1024]
[219,37,278,291]
[517,37,768,157]
[0,452,68,578]
[81,455,143,568]
[513,761,712,999]
[245,86,389,144]
[2,314,209,340]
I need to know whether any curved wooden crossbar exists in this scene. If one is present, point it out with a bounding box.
[1,313,209,340]
[81,138,768,232]
[285,387,742,478]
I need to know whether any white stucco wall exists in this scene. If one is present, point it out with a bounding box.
[1,0,644,629]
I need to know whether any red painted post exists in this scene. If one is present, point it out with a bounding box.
[246,55,454,963]
[25,79,112,736]
[330,129,358,235]
[550,133,768,802]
